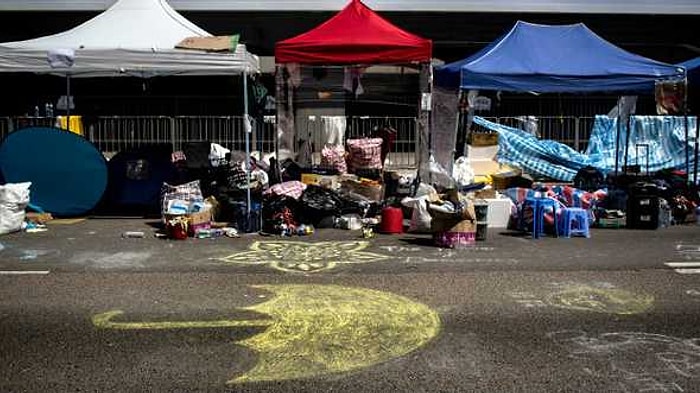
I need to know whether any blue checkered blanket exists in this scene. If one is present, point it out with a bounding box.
[586,115,698,175]
[473,115,698,181]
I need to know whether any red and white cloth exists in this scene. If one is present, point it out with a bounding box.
[321,144,347,174]
[263,181,307,200]
[346,138,383,173]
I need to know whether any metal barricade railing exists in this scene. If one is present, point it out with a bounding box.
[174,116,243,152]
[0,116,57,141]
[301,116,418,169]
[172,115,277,156]
[85,115,278,157]
[1,114,597,166]
[88,116,174,154]
[348,116,418,169]
[474,116,596,153]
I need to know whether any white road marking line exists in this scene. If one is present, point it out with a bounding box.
[664,262,700,268]
[0,270,50,275]
[672,269,700,275]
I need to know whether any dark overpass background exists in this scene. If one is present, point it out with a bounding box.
[0,11,696,117]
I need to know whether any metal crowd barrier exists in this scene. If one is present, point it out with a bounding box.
[0,115,594,169]
[300,116,418,169]
[476,116,595,152]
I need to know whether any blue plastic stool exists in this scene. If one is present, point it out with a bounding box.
[519,197,559,239]
[558,207,590,238]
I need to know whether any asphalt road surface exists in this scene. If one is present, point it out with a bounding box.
[1,218,699,392]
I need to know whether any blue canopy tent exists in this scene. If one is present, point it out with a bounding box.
[436,21,685,93]
[434,21,691,182]
[678,57,700,89]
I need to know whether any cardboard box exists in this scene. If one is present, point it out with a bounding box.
[340,180,385,201]
[301,173,340,189]
[470,132,499,146]
[163,209,212,236]
[176,35,239,52]
[430,217,475,233]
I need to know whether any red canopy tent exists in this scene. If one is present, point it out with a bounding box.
[275,0,432,65]
[273,0,433,176]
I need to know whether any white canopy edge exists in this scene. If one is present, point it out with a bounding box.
[0,0,260,76]
[0,44,260,77]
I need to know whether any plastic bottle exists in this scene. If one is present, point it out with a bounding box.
[210,228,225,238]
[122,231,145,238]
[195,229,212,239]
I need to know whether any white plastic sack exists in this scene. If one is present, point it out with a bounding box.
[209,143,230,167]
[414,182,437,199]
[452,156,475,188]
[0,182,31,235]
[401,195,432,233]
[421,154,455,191]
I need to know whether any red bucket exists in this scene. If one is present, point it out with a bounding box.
[380,206,404,234]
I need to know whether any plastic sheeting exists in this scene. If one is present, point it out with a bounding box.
[430,86,460,174]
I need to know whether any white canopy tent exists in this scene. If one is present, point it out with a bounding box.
[0,0,260,222]
[0,0,259,77]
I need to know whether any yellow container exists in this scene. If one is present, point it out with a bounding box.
[56,115,84,135]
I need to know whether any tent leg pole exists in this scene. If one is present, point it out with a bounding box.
[685,109,690,182]
[614,97,621,177]
[243,71,252,226]
[692,111,698,185]
[624,114,631,174]
[66,75,71,132]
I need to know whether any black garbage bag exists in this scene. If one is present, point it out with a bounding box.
[298,185,367,225]
[262,195,301,233]
[574,166,605,192]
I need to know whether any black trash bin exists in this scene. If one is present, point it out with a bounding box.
[474,202,489,241]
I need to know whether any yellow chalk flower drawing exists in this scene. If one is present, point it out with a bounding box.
[545,285,654,315]
[219,240,390,272]
[92,284,441,384]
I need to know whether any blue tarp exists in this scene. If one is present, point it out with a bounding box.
[473,115,698,181]
[436,21,685,93]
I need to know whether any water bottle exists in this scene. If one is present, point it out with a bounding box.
[122,231,145,238]
[47,103,54,117]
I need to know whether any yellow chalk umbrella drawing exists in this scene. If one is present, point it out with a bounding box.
[92,284,441,384]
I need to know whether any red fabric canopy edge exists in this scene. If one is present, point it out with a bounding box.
[275,0,432,65]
